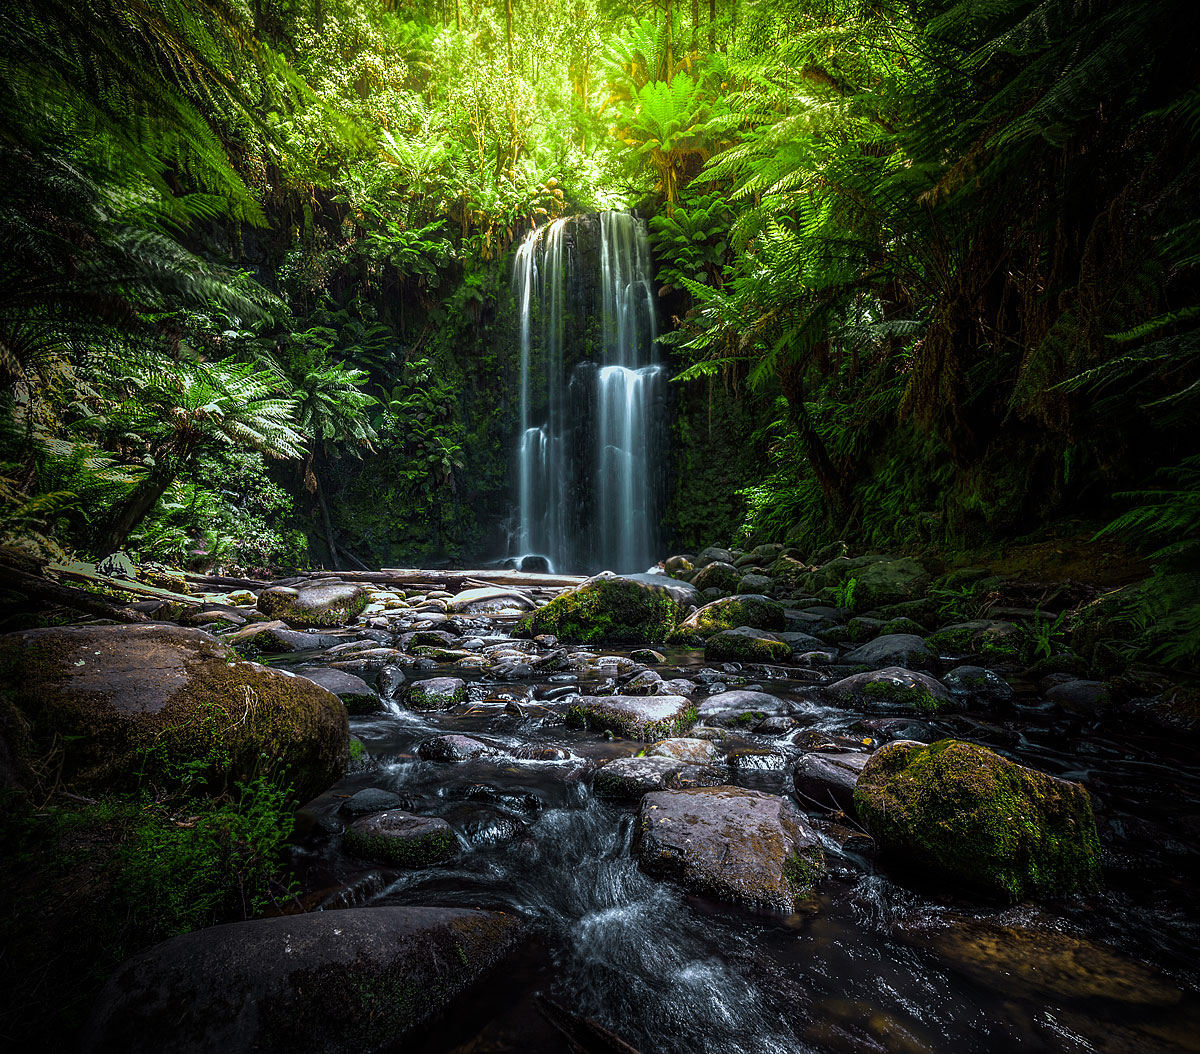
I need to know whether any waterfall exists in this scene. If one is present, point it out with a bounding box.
[512,211,662,574]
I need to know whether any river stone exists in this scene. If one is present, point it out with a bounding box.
[565,695,697,740]
[518,572,688,644]
[648,737,721,764]
[294,667,379,714]
[81,906,524,1054]
[630,648,666,664]
[593,756,725,799]
[225,621,343,653]
[635,787,825,911]
[663,555,694,578]
[0,624,347,801]
[1045,679,1111,713]
[792,751,871,814]
[827,666,961,715]
[735,543,783,569]
[820,556,930,611]
[737,574,775,597]
[842,633,936,671]
[705,626,792,664]
[344,811,457,867]
[449,586,536,614]
[695,546,734,568]
[690,561,741,594]
[942,665,1014,706]
[417,734,506,762]
[406,676,466,710]
[341,788,408,817]
[925,620,1023,661]
[853,738,1103,900]
[671,594,785,642]
[622,669,664,695]
[256,581,370,628]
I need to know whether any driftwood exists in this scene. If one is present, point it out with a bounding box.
[534,994,642,1054]
[47,561,202,606]
[183,572,270,591]
[3,566,152,624]
[298,568,586,590]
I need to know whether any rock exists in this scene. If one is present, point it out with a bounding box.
[942,666,1014,706]
[344,811,457,867]
[925,620,1023,661]
[737,574,775,596]
[842,633,936,671]
[822,556,930,611]
[1045,679,1112,713]
[792,752,870,814]
[695,546,734,568]
[341,788,408,816]
[827,667,960,715]
[689,561,741,594]
[593,756,725,799]
[81,906,524,1054]
[256,581,370,628]
[853,738,1103,900]
[622,669,663,695]
[635,787,825,911]
[518,572,687,644]
[565,695,697,740]
[705,626,792,664]
[735,543,783,568]
[648,737,721,764]
[770,554,811,583]
[697,689,793,727]
[629,648,665,664]
[225,621,342,654]
[417,735,505,762]
[0,624,347,801]
[847,617,884,642]
[376,665,406,697]
[405,677,466,711]
[663,555,694,578]
[295,667,379,714]
[671,595,785,642]
[448,587,536,614]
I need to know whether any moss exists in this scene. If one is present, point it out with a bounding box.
[343,819,456,868]
[853,739,1103,901]
[407,682,466,710]
[862,678,947,714]
[565,701,698,741]
[669,595,785,642]
[520,577,683,644]
[704,629,792,664]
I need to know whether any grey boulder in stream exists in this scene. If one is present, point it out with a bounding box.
[81,906,524,1054]
[635,787,825,911]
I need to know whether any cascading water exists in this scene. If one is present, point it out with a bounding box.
[511,211,662,574]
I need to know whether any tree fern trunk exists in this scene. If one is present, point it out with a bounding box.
[92,472,174,557]
[777,357,847,518]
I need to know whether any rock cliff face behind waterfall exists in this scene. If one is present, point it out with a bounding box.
[511,212,664,575]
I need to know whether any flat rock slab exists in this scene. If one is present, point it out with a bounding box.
[344,810,457,867]
[81,906,524,1054]
[635,787,825,912]
[593,756,726,799]
[565,695,697,740]
[792,751,871,814]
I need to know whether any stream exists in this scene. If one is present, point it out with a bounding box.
[259,609,1200,1054]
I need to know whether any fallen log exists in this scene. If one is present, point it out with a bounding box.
[4,566,151,624]
[297,568,586,590]
[47,561,203,606]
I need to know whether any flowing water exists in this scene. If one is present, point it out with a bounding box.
[279,632,1200,1054]
[512,212,663,575]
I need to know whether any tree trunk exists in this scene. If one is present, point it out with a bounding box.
[709,0,715,50]
[3,565,151,624]
[777,356,848,517]
[91,472,174,557]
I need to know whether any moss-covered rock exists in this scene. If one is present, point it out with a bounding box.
[663,555,694,579]
[517,573,686,644]
[770,554,812,584]
[635,786,825,911]
[256,581,370,628]
[926,620,1022,660]
[0,624,348,801]
[343,811,457,867]
[593,755,725,799]
[565,695,698,740]
[405,677,466,711]
[853,738,1103,900]
[670,594,785,643]
[689,561,741,594]
[81,906,524,1054]
[827,667,960,715]
[704,627,792,664]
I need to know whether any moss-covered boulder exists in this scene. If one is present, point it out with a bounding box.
[517,573,687,644]
[818,556,931,611]
[81,906,524,1054]
[670,594,785,643]
[635,787,825,911]
[256,581,370,628]
[853,739,1103,900]
[926,620,1023,661]
[705,627,792,664]
[663,555,694,579]
[405,677,466,711]
[344,811,457,867]
[294,667,379,714]
[565,695,698,740]
[0,624,348,801]
[827,666,961,715]
[689,561,741,594]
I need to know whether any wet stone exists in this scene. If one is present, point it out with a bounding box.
[294,666,379,714]
[417,734,506,762]
[343,811,457,867]
[341,788,411,816]
[647,737,721,764]
[565,695,698,741]
[792,751,871,814]
[406,676,467,710]
[841,633,936,671]
[942,665,1014,706]
[593,756,726,799]
[827,666,961,715]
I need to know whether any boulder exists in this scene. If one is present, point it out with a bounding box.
[565,695,697,740]
[294,667,379,714]
[647,738,721,764]
[81,906,524,1054]
[448,587,536,614]
[405,677,467,711]
[695,546,734,568]
[942,666,1014,707]
[0,624,347,801]
[344,811,458,867]
[670,595,785,642]
[827,666,961,715]
[737,574,775,596]
[593,756,725,799]
[821,556,930,611]
[518,573,687,644]
[635,787,825,911]
[1045,679,1112,713]
[853,738,1103,900]
[663,555,694,579]
[417,734,505,762]
[926,620,1023,661]
[734,543,783,568]
[256,581,370,628]
[792,751,870,814]
[842,633,936,671]
[225,621,343,654]
[341,788,408,816]
[689,561,741,594]
[704,626,792,664]
[696,689,794,728]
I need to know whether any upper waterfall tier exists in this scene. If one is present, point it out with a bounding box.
[511,211,663,575]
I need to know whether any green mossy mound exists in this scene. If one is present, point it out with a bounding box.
[343,811,457,867]
[518,574,684,644]
[0,624,348,802]
[669,594,785,644]
[704,627,792,664]
[853,739,1103,901]
[689,561,741,594]
[256,581,370,628]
